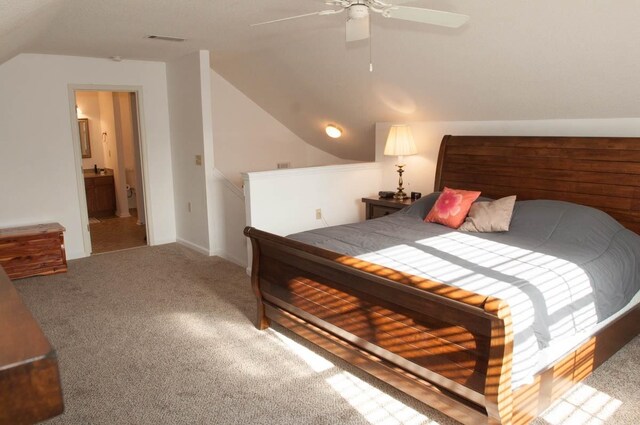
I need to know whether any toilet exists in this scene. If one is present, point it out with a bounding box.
[125,168,137,211]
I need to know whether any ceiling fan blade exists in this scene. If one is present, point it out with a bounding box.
[385,6,469,28]
[251,9,343,27]
[346,15,370,42]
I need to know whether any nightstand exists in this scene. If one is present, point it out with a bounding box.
[362,197,414,220]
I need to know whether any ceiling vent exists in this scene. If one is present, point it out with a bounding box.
[145,35,186,42]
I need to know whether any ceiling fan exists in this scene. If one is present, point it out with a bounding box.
[251,0,470,43]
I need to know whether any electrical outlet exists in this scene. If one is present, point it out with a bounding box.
[277,162,290,169]
[188,202,192,212]
[315,208,322,220]
[195,155,202,166]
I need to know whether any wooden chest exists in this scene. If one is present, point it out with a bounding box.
[0,223,67,280]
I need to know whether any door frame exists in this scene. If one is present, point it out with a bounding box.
[68,84,153,257]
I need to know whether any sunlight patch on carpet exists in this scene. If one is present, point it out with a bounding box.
[326,371,436,425]
[270,330,334,373]
[539,382,622,425]
[271,329,437,424]
[172,312,219,339]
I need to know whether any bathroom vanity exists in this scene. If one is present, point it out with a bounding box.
[84,170,116,217]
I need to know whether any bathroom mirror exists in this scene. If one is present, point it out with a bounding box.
[78,118,91,158]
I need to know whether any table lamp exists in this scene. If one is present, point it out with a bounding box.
[383,124,418,200]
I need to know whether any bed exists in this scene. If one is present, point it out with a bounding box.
[243,135,640,424]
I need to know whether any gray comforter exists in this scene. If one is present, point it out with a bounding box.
[289,193,640,387]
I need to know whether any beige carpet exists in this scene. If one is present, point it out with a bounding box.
[14,244,640,425]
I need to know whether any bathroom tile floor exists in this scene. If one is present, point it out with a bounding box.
[89,209,146,254]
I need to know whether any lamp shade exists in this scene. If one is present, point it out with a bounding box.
[384,125,417,157]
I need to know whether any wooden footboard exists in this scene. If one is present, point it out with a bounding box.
[244,227,514,425]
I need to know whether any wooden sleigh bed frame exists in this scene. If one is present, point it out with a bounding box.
[244,135,640,425]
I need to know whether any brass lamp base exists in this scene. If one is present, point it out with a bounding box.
[394,164,408,199]
[394,190,408,200]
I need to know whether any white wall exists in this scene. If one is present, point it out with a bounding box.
[114,92,137,211]
[76,91,106,169]
[111,92,132,218]
[117,93,136,172]
[98,91,117,171]
[209,68,357,267]
[209,170,247,266]
[210,69,351,187]
[376,118,640,197]
[243,163,382,237]
[243,162,382,272]
[167,51,215,254]
[0,53,176,259]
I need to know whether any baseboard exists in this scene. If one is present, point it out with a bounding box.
[210,248,247,268]
[67,249,89,261]
[176,238,210,256]
[176,240,248,267]
[151,238,178,247]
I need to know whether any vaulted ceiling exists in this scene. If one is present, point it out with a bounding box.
[2,0,640,160]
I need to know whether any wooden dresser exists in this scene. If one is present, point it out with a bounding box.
[0,268,64,424]
[0,223,67,280]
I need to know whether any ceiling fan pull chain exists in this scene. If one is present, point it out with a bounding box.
[369,17,373,72]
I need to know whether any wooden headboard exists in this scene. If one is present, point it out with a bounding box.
[434,135,640,233]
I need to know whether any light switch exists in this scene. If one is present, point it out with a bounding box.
[195,155,202,166]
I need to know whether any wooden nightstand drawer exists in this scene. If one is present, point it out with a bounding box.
[369,205,401,219]
[362,197,414,220]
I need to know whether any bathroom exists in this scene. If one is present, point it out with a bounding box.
[76,90,147,253]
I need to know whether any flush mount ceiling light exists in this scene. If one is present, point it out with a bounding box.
[325,125,342,139]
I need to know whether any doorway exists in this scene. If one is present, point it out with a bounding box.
[74,90,147,254]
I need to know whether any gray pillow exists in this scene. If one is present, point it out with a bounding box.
[458,196,517,232]
[403,192,442,219]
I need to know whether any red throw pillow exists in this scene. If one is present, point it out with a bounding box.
[425,187,482,229]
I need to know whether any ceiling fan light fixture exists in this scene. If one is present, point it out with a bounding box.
[325,124,342,139]
[251,1,470,46]
[348,4,369,19]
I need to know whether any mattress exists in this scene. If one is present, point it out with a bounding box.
[289,195,640,388]
[534,287,640,375]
